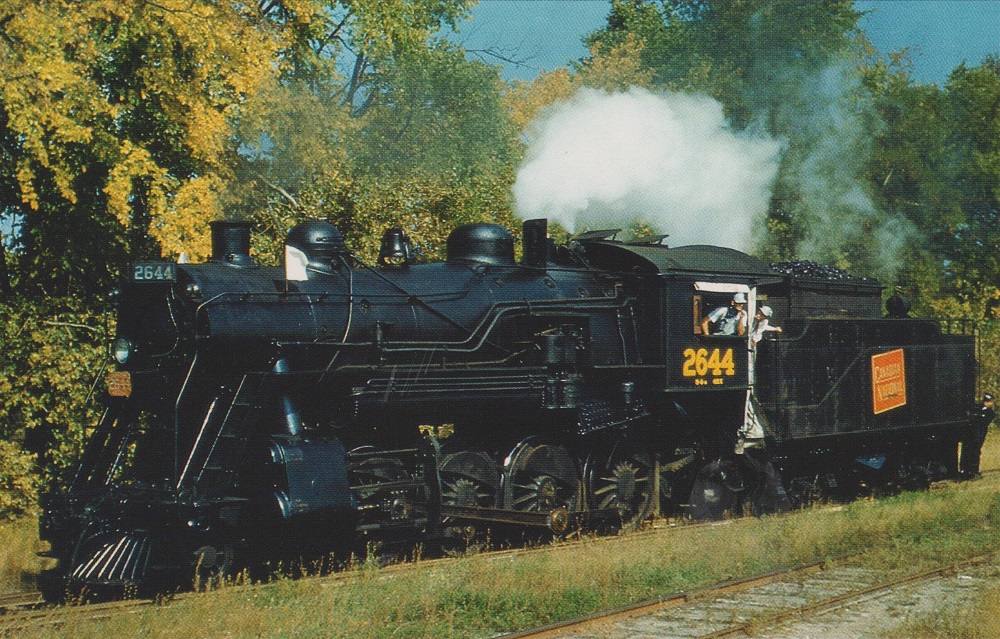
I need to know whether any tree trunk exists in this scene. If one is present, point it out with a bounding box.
[0,230,14,302]
[0,229,11,301]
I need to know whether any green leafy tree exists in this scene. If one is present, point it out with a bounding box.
[939,59,1000,307]
[0,0,487,512]
[0,299,107,513]
[242,39,520,264]
[0,0,476,295]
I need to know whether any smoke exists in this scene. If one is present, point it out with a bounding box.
[513,88,782,250]
[774,63,918,279]
[512,55,917,281]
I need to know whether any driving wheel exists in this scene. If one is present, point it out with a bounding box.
[589,446,654,530]
[504,442,580,513]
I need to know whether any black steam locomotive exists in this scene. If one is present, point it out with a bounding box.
[38,218,976,597]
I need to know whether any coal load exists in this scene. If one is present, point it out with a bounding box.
[770,260,876,283]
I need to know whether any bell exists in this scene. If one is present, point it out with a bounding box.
[378,227,413,267]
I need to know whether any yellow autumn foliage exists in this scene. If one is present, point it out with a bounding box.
[1,0,478,267]
[153,176,228,262]
[505,34,654,132]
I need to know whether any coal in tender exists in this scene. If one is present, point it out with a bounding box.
[770,260,875,283]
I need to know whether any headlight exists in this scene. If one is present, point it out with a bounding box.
[112,338,133,364]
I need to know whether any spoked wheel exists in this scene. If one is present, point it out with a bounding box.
[439,451,500,549]
[440,451,499,509]
[348,456,408,501]
[504,442,580,514]
[588,447,654,531]
[689,459,745,521]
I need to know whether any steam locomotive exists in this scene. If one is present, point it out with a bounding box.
[38,218,976,598]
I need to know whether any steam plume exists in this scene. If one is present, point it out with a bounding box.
[774,63,918,278]
[513,88,782,250]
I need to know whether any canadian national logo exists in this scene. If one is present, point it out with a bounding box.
[871,349,906,414]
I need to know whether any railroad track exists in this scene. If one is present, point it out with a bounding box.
[501,552,997,639]
[5,552,993,638]
[3,475,994,633]
[0,591,43,611]
[0,596,154,634]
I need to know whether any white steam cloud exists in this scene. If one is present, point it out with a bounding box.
[513,88,782,250]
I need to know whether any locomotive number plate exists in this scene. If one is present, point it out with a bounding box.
[682,347,735,385]
[132,261,176,282]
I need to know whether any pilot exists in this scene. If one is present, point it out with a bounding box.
[702,293,748,336]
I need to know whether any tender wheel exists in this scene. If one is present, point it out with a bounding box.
[689,459,745,521]
[787,475,823,508]
[743,457,791,516]
[589,447,654,530]
[504,442,580,513]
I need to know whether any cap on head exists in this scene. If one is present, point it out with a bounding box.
[733,292,747,304]
[985,393,994,402]
[758,305,773,318]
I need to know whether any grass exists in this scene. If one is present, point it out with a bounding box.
[0,516,52,595]
[872,426,1000,639]
[12,478,1000,638]
[880,576,1000,639]
[1,429,997,637]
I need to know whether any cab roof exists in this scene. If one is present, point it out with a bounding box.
[581,241,780,279]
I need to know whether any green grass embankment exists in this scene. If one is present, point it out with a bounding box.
[0,516,51,595]
[14,477,1000,639]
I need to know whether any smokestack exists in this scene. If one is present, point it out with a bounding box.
[522,218,548,269]
[210,221,254,267]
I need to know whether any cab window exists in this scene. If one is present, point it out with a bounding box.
[694,293,746,336]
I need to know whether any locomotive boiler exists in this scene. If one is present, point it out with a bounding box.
[38,218,977,598]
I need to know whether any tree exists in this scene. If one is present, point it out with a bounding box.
[0,297,106,512]
[241,38,521,266]
[505,33,655,133]
[0,0,492,507]
[0,0,278,293]
[936,59,1000,312]
[0,0,475,295]
[586,2,933,281]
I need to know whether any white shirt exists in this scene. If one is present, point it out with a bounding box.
[707,305,746,335]
[752,318,779,344]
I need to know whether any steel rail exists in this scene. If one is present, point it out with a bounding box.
[502,550,997,639]
[0,591,43,610]
[696,552,997,639]
[499,555,853,639]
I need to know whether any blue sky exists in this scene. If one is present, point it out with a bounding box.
[456,1,1000,85]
